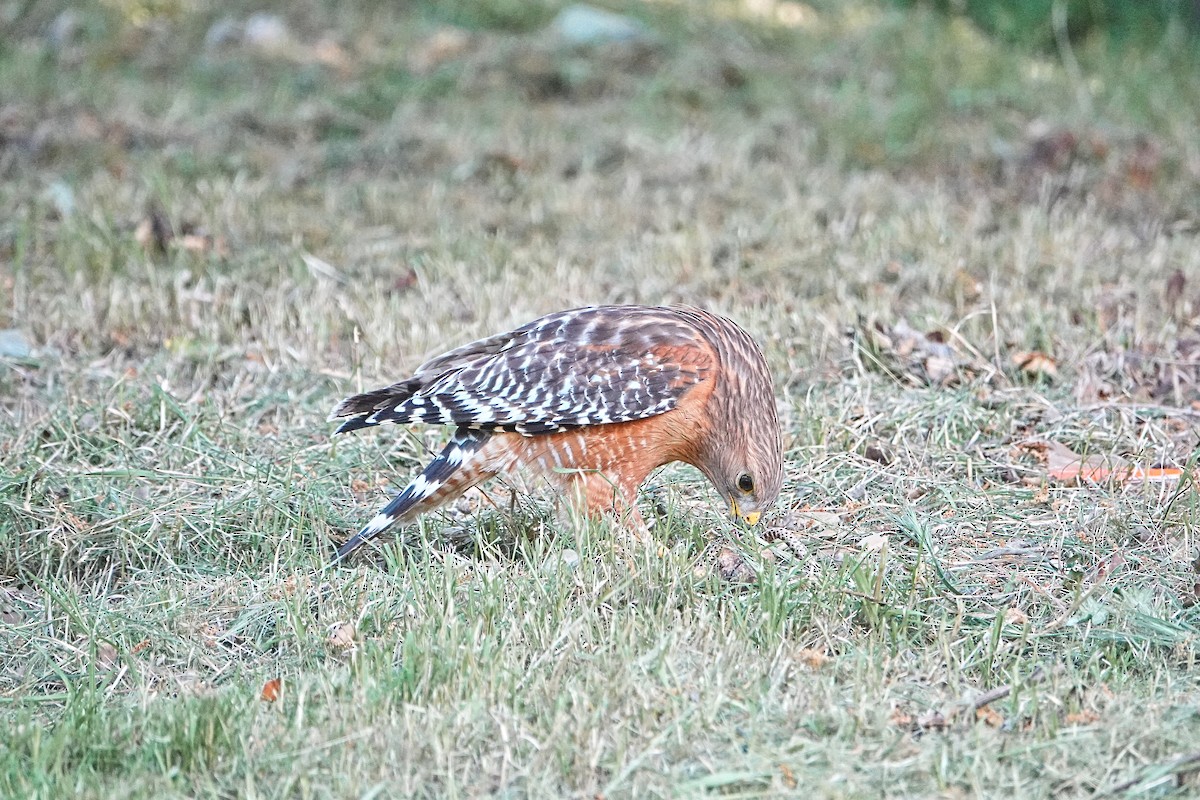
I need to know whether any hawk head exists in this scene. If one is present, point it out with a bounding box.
[685,309,784,527]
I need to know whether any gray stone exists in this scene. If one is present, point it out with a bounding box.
[0,329,32,359]
[550,4,651,46]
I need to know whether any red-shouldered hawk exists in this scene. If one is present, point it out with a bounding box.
[330,305,782,560]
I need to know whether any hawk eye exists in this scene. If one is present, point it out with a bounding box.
[737,473,754,493]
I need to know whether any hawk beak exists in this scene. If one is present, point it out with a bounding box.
[729,498,761,527]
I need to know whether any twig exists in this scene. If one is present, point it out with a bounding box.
[918,666,1049,732]
[1100,750,1200,797]
[952,546,1052,564]
[971,666,1045,712]
[968,665,1046,715]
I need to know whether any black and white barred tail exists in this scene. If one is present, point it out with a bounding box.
[334,427,491,560]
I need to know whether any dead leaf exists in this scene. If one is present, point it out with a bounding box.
[301,252,345,284]
[859,532,888,552]
[890,706,914,728]
[409,27,472,74]
[796,648,829,669]
[1065,709,1100,725]
[916,709,946,731]
[852,318,991,387]
[311,36,352,76]
[1004,607,1029,626]
[1125,135,1161,190]
[1011,350,1058,380]
[134,210,228,258]
[261,678,281,702]
[780,508,841,539]
[715,546,756,583]
[328,622,357,649]
[96,641,118,668]
[177,234,212,253]
[923,354,956,384]
[391,266,419,294]
[976,706,1003,727]
[863,443,891,465]
[1024,440,1186,485]
[953,268,982,303]
[1026,127,1078,171]
[779,763,798,790]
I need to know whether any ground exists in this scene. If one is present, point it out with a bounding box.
[3,1,1200,797]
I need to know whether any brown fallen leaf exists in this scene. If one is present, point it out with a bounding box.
[134,209,228,258]
[859,532,888,552]
[328,622,357,649]
[1026,127,1079,171]
[391,266,419,294]
[409,27,472,74]
[311,36,353,76]
[1125,135,1161,190]
[976,706,1003,727]
[1011,350,1058,380]
[852,318,992,387]
[923,354,956,384]
[779,763,798,790]
[715,546,756,583]
[863,442,891,465]
[916,709,947,731]
[1021,440,1186,485]
[1004,607,1029,626]
[796,648,829,669]
[1065,709,1100,725]
[786,507,842,533]
[95,641,118,668]
[261,678,281,702]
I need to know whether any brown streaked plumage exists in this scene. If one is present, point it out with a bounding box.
[330,305,782,560]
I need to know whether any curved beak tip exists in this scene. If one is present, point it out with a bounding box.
[729,498,761,527]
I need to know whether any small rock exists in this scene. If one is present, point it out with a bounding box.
[47,10,82,50]
[542,548,580,574]
[863,442,891,465]
[243,13,290,53]
[204,16,242,51]
[550,4,651,46]
[0,329,32,358]
[46,181,74,218]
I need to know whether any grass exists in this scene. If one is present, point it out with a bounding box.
[3,0,1200,796]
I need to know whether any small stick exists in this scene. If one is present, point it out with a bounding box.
[1100,750,1200,796]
